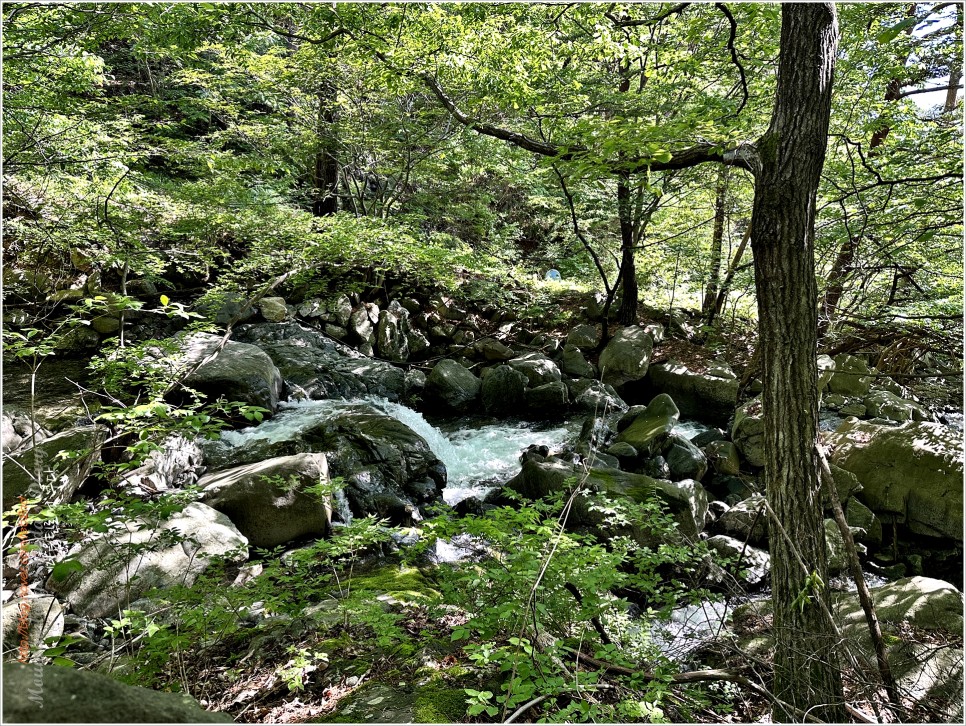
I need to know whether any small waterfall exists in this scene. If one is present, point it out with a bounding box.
[210,396,579,506]
[332,487,353,524]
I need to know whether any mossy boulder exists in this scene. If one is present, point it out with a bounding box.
[598,325,654,388]
[828,353,873,396]
[615,393,679,456]
[645,360,739,427]
[827,418,963,540]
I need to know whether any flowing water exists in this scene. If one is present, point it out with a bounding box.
[215,397,581,505]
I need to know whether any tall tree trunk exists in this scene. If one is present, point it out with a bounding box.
[751,4,845,722]
[616,170,638,325]
[313,81,339,217]
[702,168,729,320]
[708,221,751,327]
[944,3,963,114]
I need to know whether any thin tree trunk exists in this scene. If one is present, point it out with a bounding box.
[751,4,845,721]
[702,169,729,319]
[313,82,339,217]
[708,221,751,326]
[616,171,638,325]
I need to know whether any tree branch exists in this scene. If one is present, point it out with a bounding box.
[605,3,690,28]
[897,83,964,99]
[715,3,749,114]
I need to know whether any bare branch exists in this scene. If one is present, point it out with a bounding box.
[715,2,749,114]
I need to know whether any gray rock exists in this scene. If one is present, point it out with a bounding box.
[349,306,375,344]
[716,495,768,545]
[828,353,873,396]
[605,441,638,460]
[824,519,866,575]
[197,292,254,326]
[481,365,529,416]
[817,354,836,392]
[598,326,654,388]
[863,390,930,423]
[566,379,627,413]
[2,426,107,512]
[177,332,284,414]
[475,338,516,362]
[845,497,882,548]
[2,596,64,659]
[1,410,48,454]
[324,323,348,341]
[615,393,680,455]
[840,402,867,417]
[566,324,599,350]
[640,455,671,480]
[662,434,708,481]
[651,478,709,538]
[325,294,353,327]
[200,453,332,549]
[376,302,409,362]
[823,393,848,410]
[2,662,232,722]
[706,440,741,476]
[583,292,608,320]
[525,381,569,415]
[706,535,770,587]
[118,434,204,494]
[405,328,430,357]
[425,359,481,413]
[91,315,121,335]
[509,352,561,387]
[827,419,963,540]
[259,296,289,322]
[236,322,406,402]
[731,398,765,468]
[46,502,248,618]
[561,344,597,379]
[646,360,739,427]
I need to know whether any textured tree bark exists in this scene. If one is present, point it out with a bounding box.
[750,4,846,721]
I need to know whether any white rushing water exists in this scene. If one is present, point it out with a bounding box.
[215,397,578,505]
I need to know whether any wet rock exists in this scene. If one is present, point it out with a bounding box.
[525,381,569,415]
[615,393,679,456]
[481,365,528,416]
[177,332,284,414]
[662,434,708,481]
[566,379,627,413]
[376,301,410,362]
[424,359,480,413]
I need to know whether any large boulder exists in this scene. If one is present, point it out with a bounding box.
[731,398,765,468]
[863,390,930,423]
[827,418,963,540]
[827,353,873,396]
[565,379,627,413]
[645,360,739,427]
[833,577,964,723]
[349,305,376,345]
[235,322,408,402]
[715,494,768,545]
[706,535,770,587]
[508,353,561,387]
[662,434,708,481]
[615,393,680,456]
[566,324,599,350]
[199,453,332,549]
[481,365,529,416]
[2,595,64,658]
[561,344,597,379]
[598,326,654,388]
[424,359,480,413]
[2,426,107,511]
[525,381,569,416]
[504,458,707,540]
[176,332,284,414]
[46,502,248,618]
[2,663,232,723]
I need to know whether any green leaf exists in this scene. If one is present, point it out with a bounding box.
[50,559,85,581]
[876,17,918,44]
[159,294,170,306]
